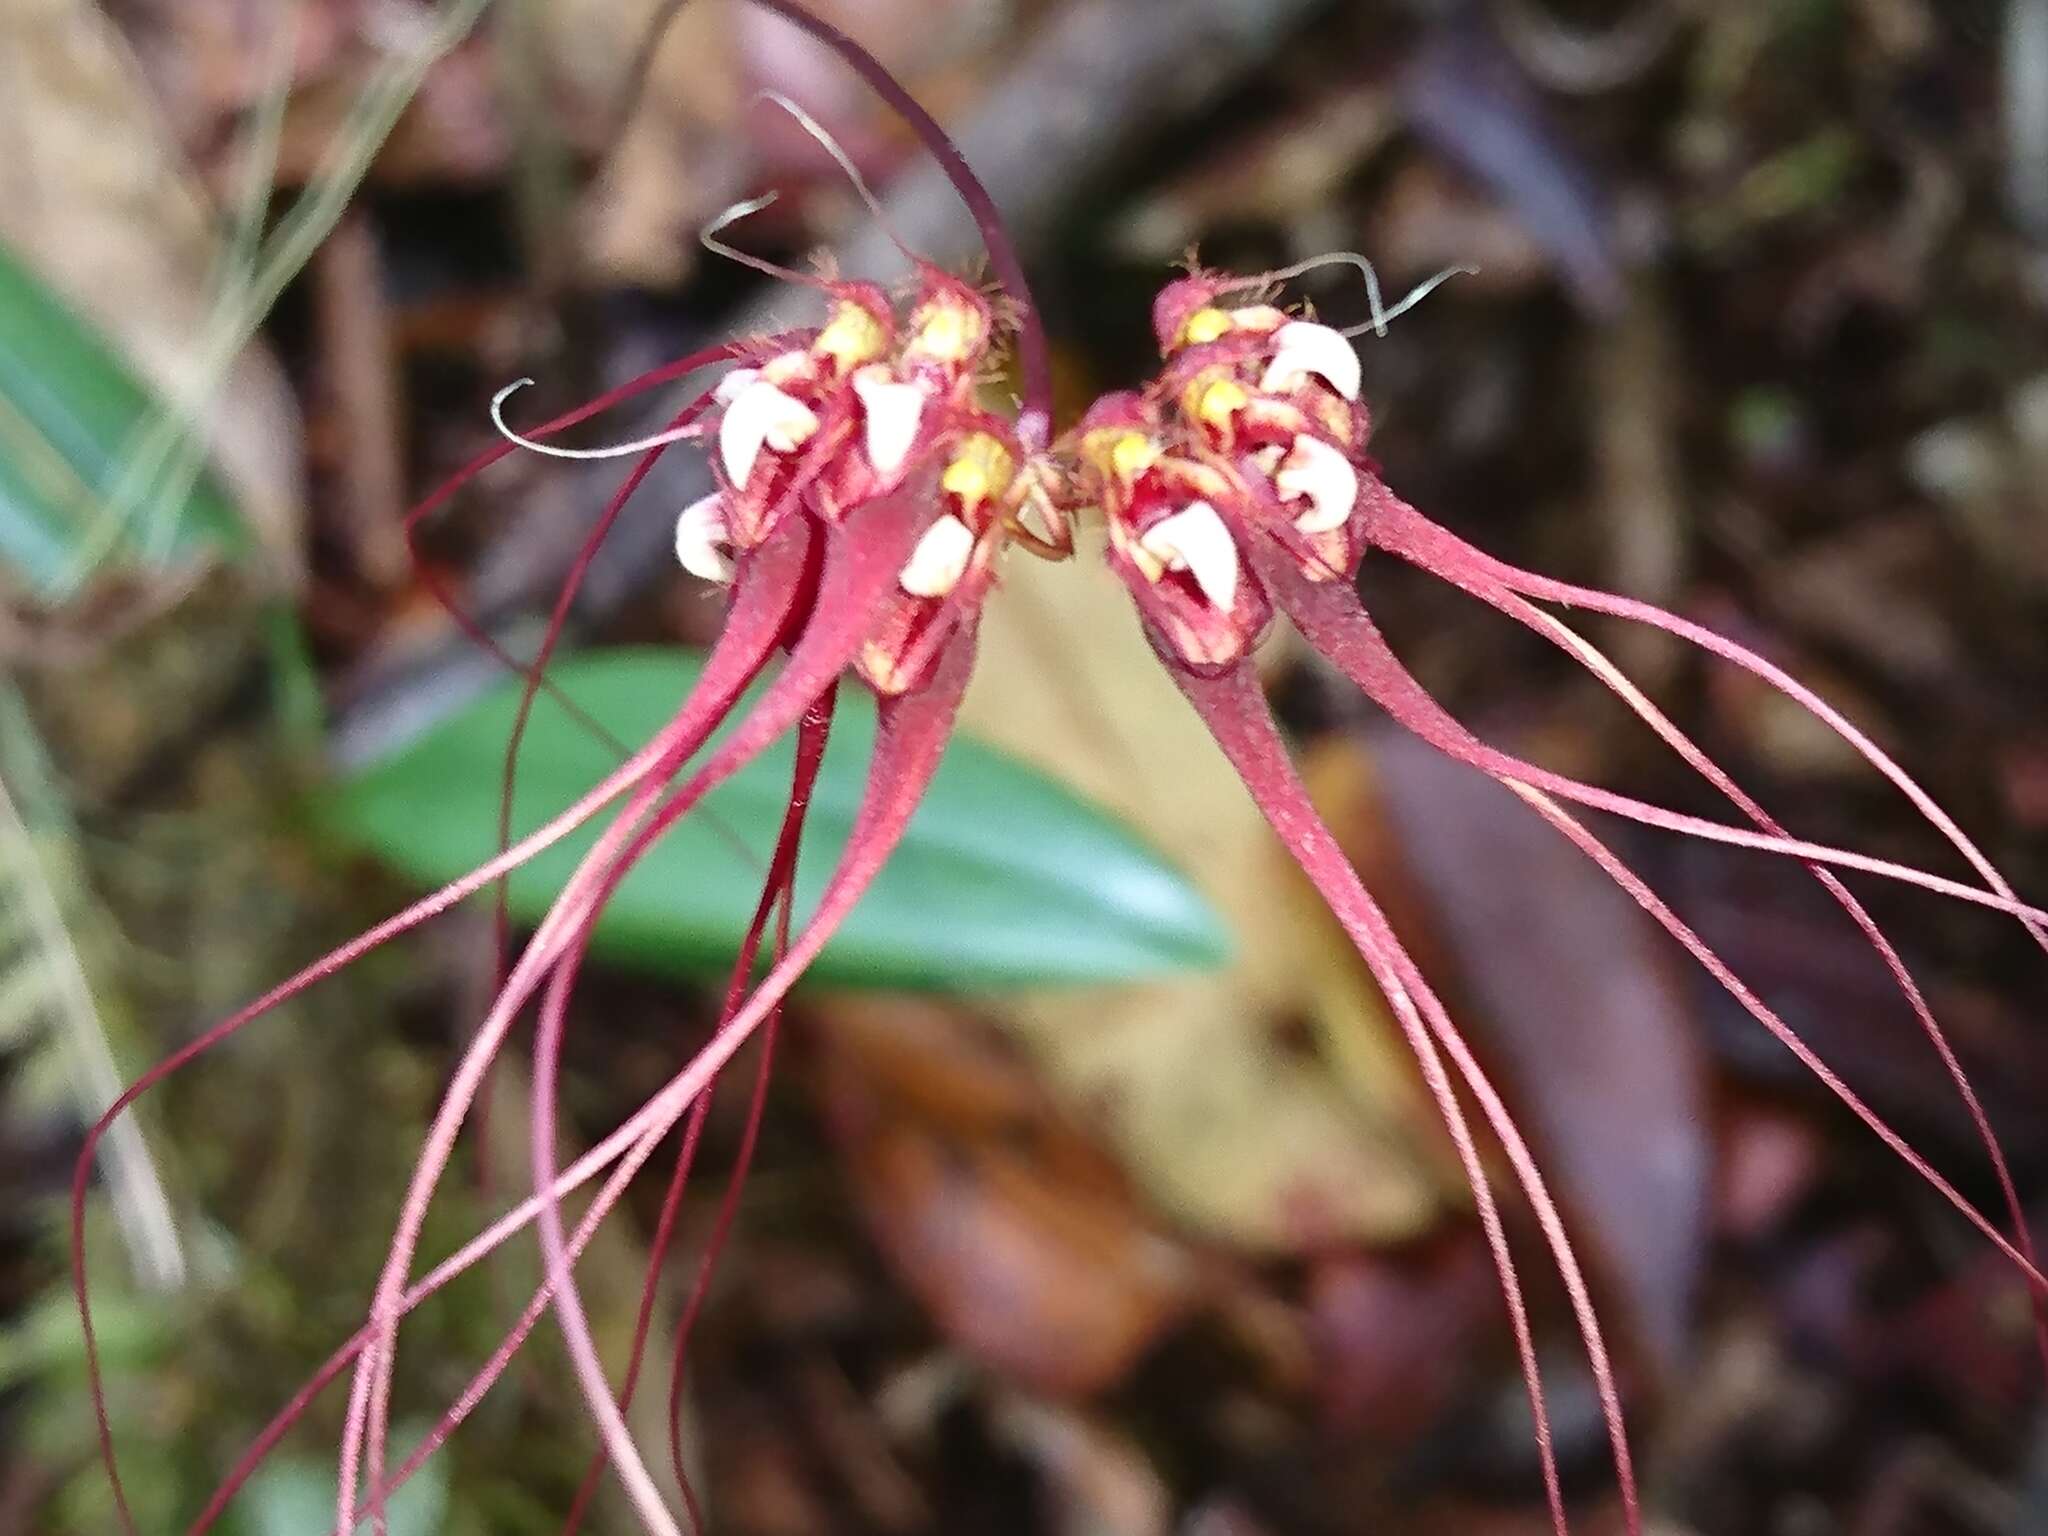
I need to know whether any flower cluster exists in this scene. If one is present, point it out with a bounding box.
[75,6,2048,1536]
[1054,270,1378,671]
[669,261,1389,686]
[676,268,1027,695]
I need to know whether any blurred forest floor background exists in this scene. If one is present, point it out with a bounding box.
[6,0,2048,1532]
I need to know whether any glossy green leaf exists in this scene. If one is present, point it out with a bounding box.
[321,648,1231,990]
[0,240,244,596]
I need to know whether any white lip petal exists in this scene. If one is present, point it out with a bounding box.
[1116,521,1165,582]
[674,493,736,584]
[712,366,760,405]
[718,380,820,486]
[1258,320,1361,402]
[1274,434,1358,534]
[761,349,815,386]
[853,370,926,479]
[1227,305,1288,332]
[898,513,975,598]
[1139,500,1241,613]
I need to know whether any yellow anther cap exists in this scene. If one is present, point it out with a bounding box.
[941,432,1015,515]
[1179,307,1233,346]
[1190,376,1249,430]
[1109,431,1158,483]
[910,301,983,364]
[815,302,888,369]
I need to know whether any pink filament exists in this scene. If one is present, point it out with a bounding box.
[192,1020,768,1533]
[1346,496,2047,1327]
[344,486,933,1527]
[339,513,827,1532]
[72,509,808,1536]
[1366,494,2048,954]
[559,690,837,1536]
[529,628,979,1536]
[1249,535,2048,927]
[1503,777,2047,1293]
[1172,658,1640,1536]
[405,339,792,761]
[1233,485,2048,1526]
[1489,590,2048,1372]
[489,383,727,970]
[1253,533,2047,1312]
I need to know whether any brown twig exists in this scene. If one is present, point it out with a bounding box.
[313,209,410,592]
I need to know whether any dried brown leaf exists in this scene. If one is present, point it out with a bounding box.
[955,550,1453,1253]
[818,996,1197,1396]
[1306,1240,1496,1439]
[1314,727,1711,1378]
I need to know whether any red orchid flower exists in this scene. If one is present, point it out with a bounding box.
[1069,262,2048,1534]
[68,4,2048,1535]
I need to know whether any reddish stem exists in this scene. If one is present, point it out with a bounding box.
[1331,499,2048,1352]
[1245,532,2048,925]
[191,1042,727,1535]
[386,340,798,1223]
[560,688,838,1536]
[663,996,781,1497]
[344,480,934,1520]
[1364,494,2048,948]
[489,386,723,972]
[1485,589,2048,1378]
[344,482,930,1525]
[404,340,783,757]
[347,515,842,1528]
[1502,778,2048,1292]
[197,626,963,1532]
[73,519,808,1536]
[466,384,732,1216]
[529,626,979,1536]
[1169,656,1642,1536]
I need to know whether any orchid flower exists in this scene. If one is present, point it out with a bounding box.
[69,4,2048,1535]
[1068,267,2048,1533]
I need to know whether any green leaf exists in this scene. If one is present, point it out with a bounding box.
[229,1432,448,1536]
[0,239,244,595]
[321,648,1231,990]
[0,1289,168,1395]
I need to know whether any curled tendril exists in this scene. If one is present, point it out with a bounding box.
[696,189,841,294]
[489,379,710,460]
[1340,261,1479,337]
[750,88,918,264]
[1213,249,1479,337]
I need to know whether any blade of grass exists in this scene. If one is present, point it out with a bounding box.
[57,0,494,593]
[0,684,183,1292]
